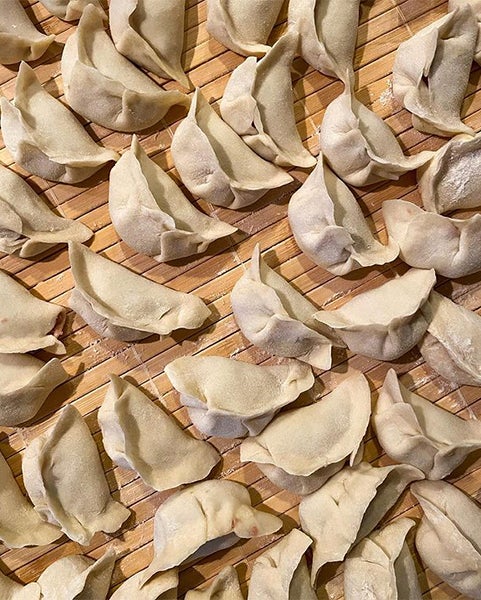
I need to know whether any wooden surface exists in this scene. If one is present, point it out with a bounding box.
[0,1,479,598]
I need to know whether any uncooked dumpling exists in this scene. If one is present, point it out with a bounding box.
[109,135,236,262]
[450,0,481,63]
[231,244,334,370]
[110,0,189,87]
[314,268,436,361]
[288,154,399,274]
[299,461,424,583]
[171,89,292,209]
[165,356,314,438]
[22,405,130,545]
[206,0,284,56]
[374,369,481,480]
[69,242,210,342]
[240,373,371,495]
[220,32,316,168]
[393,5,477,137]
[98,375,220,491]
[110,568,178,600]
[319,88,434,186]
[0,570,41,600]
[61,5,189,132]
[0,63,119,184]
[383,199,481,278]
[185,567,243,600]
[39,0,103,21]
[0,0,54,64]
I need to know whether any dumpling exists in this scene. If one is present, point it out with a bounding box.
[0,448,62,548]
[0,164,92,257]
[314,268,436,361]
[0,269,65,354]
[171,89,292,209]
[109,0,189,87]
[0,354,67,427]
[288,0,361,84]
[248,529,316,600]
[240,373,371,495]
[383,199,481,278]
[0,63,119,184]
[185,567,242,600]
[206,0,284,56]
[288,154,399,275]
[61,5,189,133]
[344,518,422,600]
[299,461,424,583]
[450,0,481,64]
[110,568,178,600]
[220,32,316,169]
[0,0,54,65]
[165,356,314,438]
[412,480,481,599]
[420,290,481,386]
[0,570,41,600]
[319,88,434,186]
[392,5,477,137]
[374,368,481,480]
[98,375,220,491]
[39,0,103,21]
[22,404,131,545]
[109,135,236,263]
[230,243,334,370]
[69,242,210,342]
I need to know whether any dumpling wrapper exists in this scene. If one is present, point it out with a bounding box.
[0,570,41,600]
[22,405,131,545]
[98,375,220,492]
[39,0,104,21]
[0,63,119,184]
[220,32,316,169]
[109,135,236,263]
[314,268,436,361]
[231,243,334,370]
[0,0,54,64]
[344,517,422,600]
[185,567,243,600]
[299,461,424,583]
[165,356,314,438]
[171,88,292,209]
[374,368,481,480]
[0,448,62,548]
[206,0,284,56]
[412,480,481,600]
[450,0,481,64]
[61,5,189,133]
[393,5,477,137]
[240,373,371,495]
[69,242,210,342]
[319,88,434,186]
[109,0,189,87]
[288,154,399,275]
[110,568,178,600]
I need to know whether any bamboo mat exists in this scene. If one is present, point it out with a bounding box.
[0,0,479,598]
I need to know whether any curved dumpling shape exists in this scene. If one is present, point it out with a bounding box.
[0,63,119,184]
[22,405,131,545]
[109,0,189,87]
[299,461,424,583]
[344,518,422,600]
[0,571,41,600]
[374,369,481,480]
[231,244,334,370]
[61,5,189,132]
[220,32,316,169]
[0,0,54,65]
[109,136,236,263]
[39,0,103,21]
[450,0,481,64]
[98,375,220,491]
[185,567,242,600]
[171,89,292,209]
[165,356,314,438]
[393,6,477,137]
[206,0,284,56]
[240,373,371,495]
[314,268,436,361]
[412,480,481,600]
[288,154,399,275]
[319,88,434,186]
[69,242,210,342]
[383,199,481,278]
[110,568,178,600]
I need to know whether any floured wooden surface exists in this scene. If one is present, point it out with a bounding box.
[0,1,479,598]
